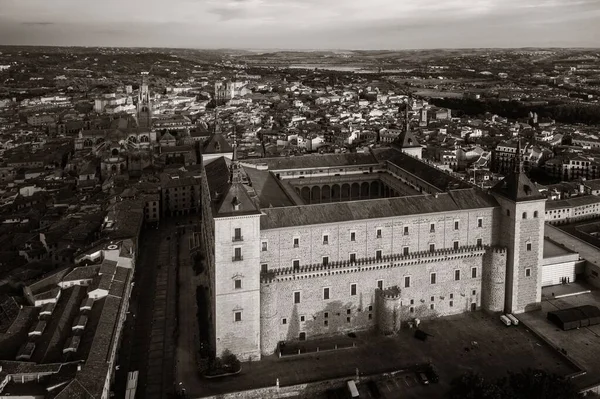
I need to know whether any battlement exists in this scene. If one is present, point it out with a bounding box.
[260,245,487,283]
[379,286,402,300]
[487,247,507,254]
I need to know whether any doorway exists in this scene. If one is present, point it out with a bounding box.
[470,303,476,311]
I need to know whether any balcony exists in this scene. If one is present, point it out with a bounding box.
[232,256,243,262]
[232,236,244,242]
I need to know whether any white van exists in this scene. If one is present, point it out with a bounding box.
[347,380,360,398]
[500,315,512,326]
[507,314,519,325]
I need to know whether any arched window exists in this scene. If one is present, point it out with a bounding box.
[128,136,138,144]
[83,139,93,147]
[140,135,149,143]
[534,211,539,218]
[522,212,527,219]
[112,148,119,156]
[506,209,510,216]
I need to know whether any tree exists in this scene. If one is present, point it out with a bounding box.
[447,369,582,399]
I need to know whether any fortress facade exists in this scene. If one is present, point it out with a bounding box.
[200,132,545,361]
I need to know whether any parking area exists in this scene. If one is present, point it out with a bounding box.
[519,288,600,390]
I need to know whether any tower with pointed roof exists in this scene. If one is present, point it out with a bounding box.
[490,135,545,313]
[137,72,152,129]
[392,97,422,159]
[210,139,262,360]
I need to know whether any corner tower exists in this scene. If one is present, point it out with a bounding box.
[490,138,545,313]
[137,72,152,128]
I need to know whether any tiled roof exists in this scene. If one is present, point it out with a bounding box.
[546,195,600,210]
[202,133,233,154]
[490,171,545,202]
[62,266,100,282]
[98,260,117,276]
[243,152,379,170]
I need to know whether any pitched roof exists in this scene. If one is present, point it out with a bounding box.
[490,172,545,202]
[202,133,233,154]
[242,152,379,170]
[393,126,421,149]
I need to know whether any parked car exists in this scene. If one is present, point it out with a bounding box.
[418,372,430,385]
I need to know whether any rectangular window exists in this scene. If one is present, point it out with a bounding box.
[403,246,409,256]
[323,287,330,300]
[410,299,414,305]
[449,300,453,307]
[322,256,329,266]
[261,264,268,273]
[410,307,414,313]
[450,293,454,299]
[324,312,329,318]
[376,228,382,238]
[347,309,351,315]
[350,232,356,242]
[454,221,459,230]
[324,320,328,326]
[477,238,482,247]
[404,226,409,236]
[376,250,382,260]
[294,291,301,304]
[234,311,242,322]
[472,290,477,296]
[477,218,483,228]
[430,244,435,253]
[282,318,287,325]
[262,241,268,251]
[368,313,372,320]
[430,304,435,310]
[293,237,299,248]
[350,253,356,263]
[300,315,305,322]
[234,279,242,289]
[527,242,532,251]
[350,283,357,296]
[233,247,242,261]
[453,241,459,250]
[430,273,436,284]
[430,296,435,302]
[377,280,383,290]
[234,228,242,241]
[526,268,531,277]
[293,260,300,271]
[430,223,435,233]
[323,234,329,245]
[472,267,477,278]
[455,270,461,281]
[404,276,411,288]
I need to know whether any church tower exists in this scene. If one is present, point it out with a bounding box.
[392,97,422,159]
[491,137,545,314]
[137,72,152,128]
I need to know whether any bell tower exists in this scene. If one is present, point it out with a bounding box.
[137,72,152,128]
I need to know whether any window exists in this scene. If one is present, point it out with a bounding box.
[300,315,305,322]
[454,270,461,281]
[454,221,459,230]
[234,279,242,289]
[293,237,299,248]
[522,212,527,219]
[477,238,483,247]
[350,253,356,263]
[430,273,437,284]
[347,317,351,323]
[376,229,382,238]
[294,291,301,304]
[376,250,382,260]
[368,314,373,320]
[324,312,329,318]
[410,307,415,313]
[526,268,531,277]
[350,232,356,242]
[293,260,300,271]
[472,289,477,296]
[534,211,539,218]
[347,309,351,315]
[453,241,459,250]
[262,241,268,251]
[233,247,242,261]
[368,305,373,311]
[324,320,328,326]
[234,311,242,322]
[526,242,532,251]
[323,287,330,300]
[404,276,411,288]
[234,228,242,241]
[430,223,435,233]
[404,226,409,236]
[430,244,435,253]
[450,293,454,299]
[351,284,357,296]
[472,267,477,278]
[282,318,287,325]
[403,246,409,256]
[377,280,383,290]
[323,234,329,245]
[410,299,414,305]
[430,296,435,302]
[430,304,435,310]
[449,300,453,307]
[477,218,483,228]
[261,264,268,273]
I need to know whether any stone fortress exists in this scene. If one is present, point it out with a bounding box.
[200,126,546,361]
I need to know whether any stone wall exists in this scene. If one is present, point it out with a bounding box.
[481,247,507,312]
[259,247,486,355]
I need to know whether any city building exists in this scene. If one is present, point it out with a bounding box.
[200,136,546,361]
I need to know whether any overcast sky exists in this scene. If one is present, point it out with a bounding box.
[0,0,599,49]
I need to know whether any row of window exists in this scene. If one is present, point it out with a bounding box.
[506,210,540,219]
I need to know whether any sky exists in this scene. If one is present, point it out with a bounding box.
[0,0,599,49]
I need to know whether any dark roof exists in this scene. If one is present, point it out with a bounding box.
[202,133,233,154]
[546,195,600,210]
[393,127,421,149]
[490,171,545,202]
[243,152,379,170]
[260,189,496,229]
